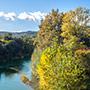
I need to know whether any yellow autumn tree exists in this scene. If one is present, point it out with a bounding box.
[61,7,90,50]
[36,7,90,90]
[31,9,64,89]
[37,45,89,90]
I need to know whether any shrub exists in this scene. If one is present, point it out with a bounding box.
[37,46,90,90]
[21,74,31,86]
[75,49,90,74]
[31,48,42,89]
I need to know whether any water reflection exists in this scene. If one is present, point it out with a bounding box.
[0,57,30,79]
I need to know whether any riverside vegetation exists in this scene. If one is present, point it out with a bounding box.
[0,7,89,90]
[21,7,90,90]
[0,33,34,62]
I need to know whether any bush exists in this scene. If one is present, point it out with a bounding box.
[37,46,90,90]
[75,49,90,74]
[31,48,42,89]
[21,74,32,86]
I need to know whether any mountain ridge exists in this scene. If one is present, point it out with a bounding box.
[0,31,37,38]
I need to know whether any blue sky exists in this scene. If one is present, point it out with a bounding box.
[0,0,90,32]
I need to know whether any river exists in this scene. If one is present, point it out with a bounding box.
[0,58,33,90]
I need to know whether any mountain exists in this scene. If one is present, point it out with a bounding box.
[0,31,37,38]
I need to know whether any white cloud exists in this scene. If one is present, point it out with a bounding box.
[18,11,47,22]
[0,12,16,21]
[29,11,46,21]
[0,11,47,22]
[16,30,23,32]
[18,12,35,21]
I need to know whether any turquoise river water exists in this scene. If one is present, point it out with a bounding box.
[0,58,33,90]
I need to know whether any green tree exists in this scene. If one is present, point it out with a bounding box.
[0,35,2,40]
[23,38,34,55]
[3,33,13,40]
[0,34,34,62]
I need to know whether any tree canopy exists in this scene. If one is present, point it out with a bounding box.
[29,7,90,90]
[34,9,64,51]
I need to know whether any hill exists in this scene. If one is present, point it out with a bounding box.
[0,31,37,38]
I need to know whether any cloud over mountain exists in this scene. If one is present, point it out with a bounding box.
[0,11,47,22]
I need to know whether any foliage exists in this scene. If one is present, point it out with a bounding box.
[21,74,32,86]
[23,37,34,55]
[37,46,90,90]
[34,9,64,51]
[31,48,42,89]
[75,49,90,71]
[28,7,90,90]
[0,44,8,61]
[35,7,90,90]
[31,9,64,89]
[61,7,90,50]
[0,33,34,62]
[31,48,42,76]
[3,33,13,40]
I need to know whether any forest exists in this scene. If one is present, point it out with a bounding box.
[21,7,90,90]
[0,33,34,62]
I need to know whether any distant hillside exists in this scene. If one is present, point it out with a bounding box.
[0,31,37,38]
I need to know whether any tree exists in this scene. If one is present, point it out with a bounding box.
[37,45,90,90]
[31,9,64,89]
[34,9,64,51]
[3,33,13,40]
[61,7,90,50]
[0,35,2,40]
[0,33,34,62]
[36,7,90,90]
[30,7,90,90]
[23,38,34,55]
